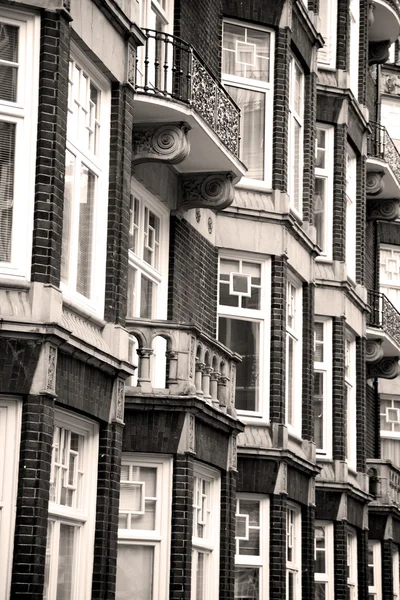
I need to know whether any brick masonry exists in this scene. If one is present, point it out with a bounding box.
[356,337,366,472]
[302,505,315,600]
[334,520,348,600]
[269,495,287,600]
[302,282,315,441]
[332,317,346,460]
[269,255,287,424]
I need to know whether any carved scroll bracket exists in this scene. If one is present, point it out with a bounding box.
[368,198,400,221]
[132,122,191,165]
[369,40,391,66]
[366,171,385,196]
[366,339,384,363]
[179,172,235,212]
[367,356,400,379]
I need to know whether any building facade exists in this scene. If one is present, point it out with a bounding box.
[1,0,400,599]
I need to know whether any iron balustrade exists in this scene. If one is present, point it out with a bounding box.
[135,29,241,157]
[368,289,400,348]
[368,121,400,185]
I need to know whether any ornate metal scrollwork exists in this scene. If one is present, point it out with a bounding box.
[367,357,400,379]
[365,339,384,363]
[179,172,235,212]
[132,123,190,165]
[368,198,400,220]
[366,171,385,196]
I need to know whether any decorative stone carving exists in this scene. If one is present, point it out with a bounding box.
[179,172,235,212]
[308,479,316,507]
[368,198,400,221]
[195,208,201,222]
[366,339,384,363]
[188,414,195,453]
[127,43,136,88]
[381,70,400,96]
[366,171,385,196]
[47,345,57,393]
[367,356,400,379]
[274,462,288,495]
[369,40,391,66]
[116,378,124,421]
[368,1,375,27]
[228,435,237,471]
[207,217,213,233]
[132,123,190,165]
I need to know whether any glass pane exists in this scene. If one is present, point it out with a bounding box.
[314,178,326,250]
[292,120,301,210]
[131,499,156,530]
[226,86,265,180]
[239,500,260,526]
[127,266,137,318]
[232,274,250,294]
[220,258,239,275]
[315,582,326,600]
[0,121,15,263]
[236,514,247,538]
[61,151,75,284]
[239,527,260,555]
[234,566,259,600]
[120,482,143,512]
[76,166,96,298]
[56,524,76,600]
[219,282,239,307]
[196,552,206,600]
[140,275,155,319]
[314,372,324,450]
[0,24,19,102]
[218,317,259,411]
[116,545,154,600]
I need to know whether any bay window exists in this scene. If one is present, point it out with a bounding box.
[61,47,111,315]
[44,411,99,600]
[218,256,270,418]
[315,125,334,258]
[347,529,358,600]
[222,21,274,187]
[191,463,221,600]
[235,495,269,600]
[318,0,337,69]
[368,540,382,600]
[288,56,304,215]
[285,277,302,433]
[0,8,39,278]
[315,521,334,600]
[116,454,172,600]
[286,504,301,600]
[345,333,357,470]
[314,319,332,457]
[0,398,21,599]
[345,145,357,282]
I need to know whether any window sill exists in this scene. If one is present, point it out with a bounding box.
[0,274,31,290]
[235,179,273,193]
[62,294,106,328]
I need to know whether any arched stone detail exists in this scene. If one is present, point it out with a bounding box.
[366,171,385,196]
[132,122,190,165]
[367,356,400,379]
[369,40,391,65]
[366,339,384,363]
[179,172,235,211]
[368,198,400,221]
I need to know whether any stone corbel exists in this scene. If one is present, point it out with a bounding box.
[179,172,235,212]
[366,171,385,196]
[132,123,190,165]
[30,342,58,397]
[366,339,384,363]
[369,40,391,65]
[367,198,400,221]
[367,356,400,379]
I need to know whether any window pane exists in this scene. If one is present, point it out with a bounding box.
[127,266,137,318]
[116,544,154,600]
[239,500,260,526]
[235,566,259,600]
[56,524,76,600]
[239,527,260,555]
[314,177,326,250]
[61,151,75,284]
[315,582,326,600]
[226,86,265,180]
[218,317,259,411]
[314,372,324,450]
[140,275,155,318]
[0,121,15,263]
[196,552,206,600]
[0,23,18,102]
[76,165,96,298]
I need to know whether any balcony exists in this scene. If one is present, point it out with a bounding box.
[132,29,245,179]
[367,459,400,509]
[126,319,241,417]
[367,121,400,199]
[367,290,400,356]
[369,0,400,44]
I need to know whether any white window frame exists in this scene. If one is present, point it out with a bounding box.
[318,0,337,69]
[286,504,301,600]
[314,318,333,458]
[347,529,358,600]
[235,494,269,600]
[45,410,99,600]
[349,0,360,99]
[285,275,303,435]
[315,124,334,260]
[138,0,174,31]
[346,144,357,282]
[61,43,111,317]
[314,521,334,600]
[345,331,357,470]
[0,7,40,280]
[379,244,400,311]
[368,540,382,600]
[393,546,400,600]
[222,19,274,190]
[379,395,400,439]
[191,462,221,600]
[217,253,271,421]
[0,398,22,599]
[116,453,172,600]
[288,55,304,217]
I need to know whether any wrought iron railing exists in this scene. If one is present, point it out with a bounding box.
[368,121,400,185]
[367,289,400,347]
[135,29,241,157]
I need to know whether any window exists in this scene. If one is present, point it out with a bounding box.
[288,56,304,216]
[318,0,337,69]
[222,21,274,187]
[286,505,301,600]
[393,547,399,600]
[0,398,21,599]
[116,454,172,600]
[347,529,358,600]
[368,540,382,600]
[61,47,111,315]
[315,125,334,258]
[380,244,400,311]
[315,521,334,600]
[381,98,400,153]
[192,463,221,600]
[380,396,400,437]
[314,319,333,457]
[137,0,173,30]
[44,411,99,600]
[346,145,357,282]
[345,333,357,470]
[349,0,359,98]
[286,277,302,433]
[127,183,169,321]
[217,256,270,418]
[235,495,269,600]
[0,8,39,278]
